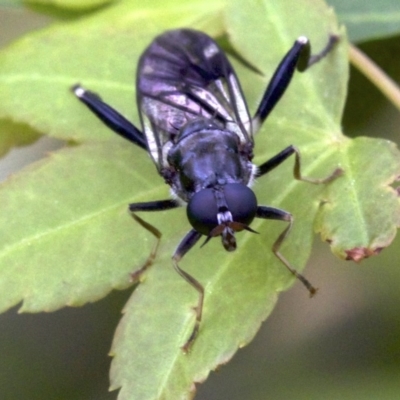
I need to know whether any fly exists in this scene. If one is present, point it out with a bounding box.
[72,29,342,352]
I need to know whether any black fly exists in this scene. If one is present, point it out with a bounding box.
[72,29,342,352]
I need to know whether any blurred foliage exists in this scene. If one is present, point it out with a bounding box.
[328,0,400,42]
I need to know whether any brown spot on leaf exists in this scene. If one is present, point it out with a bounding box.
[345,247,383,262]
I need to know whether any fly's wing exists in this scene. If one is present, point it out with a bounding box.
[136,29,253,170]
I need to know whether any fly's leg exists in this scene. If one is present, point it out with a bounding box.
[129,201,206,353]
[254,35,343,181]
[72,84,147,150]
[252,34,339,130]
[129,213,161,282]
[256,145,343,294]
[129,200,179,281]
[172,229,203,353]
[306,35,339,68]
[256,206,317,296]
[257,145,343,181]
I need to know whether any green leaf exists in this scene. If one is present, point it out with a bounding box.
[0,0,399,399]
[24,0,115,10]
[328,0,400,42]
[315,137,400,261]
[0,0,225,141]
[22,0,116,19]
[0,141,165,312]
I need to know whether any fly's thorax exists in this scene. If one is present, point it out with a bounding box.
[167,122,254,201]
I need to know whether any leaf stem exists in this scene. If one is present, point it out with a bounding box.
[349,44,400,112]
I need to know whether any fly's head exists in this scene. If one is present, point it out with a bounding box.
[186,183,257,251]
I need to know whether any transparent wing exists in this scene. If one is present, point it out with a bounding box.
[136,29,253,170]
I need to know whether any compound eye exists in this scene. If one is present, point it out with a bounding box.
[187,189,218,235]
[224,183,257,226]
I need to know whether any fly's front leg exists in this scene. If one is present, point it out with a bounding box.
[252,34,339,131]
[171,229,203,353]
[256,206,317,296]
[72,84,147,150]
[257,145,343,182]
[130,202,204,353]
[306,35,339,69]
[129,199,179,281]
